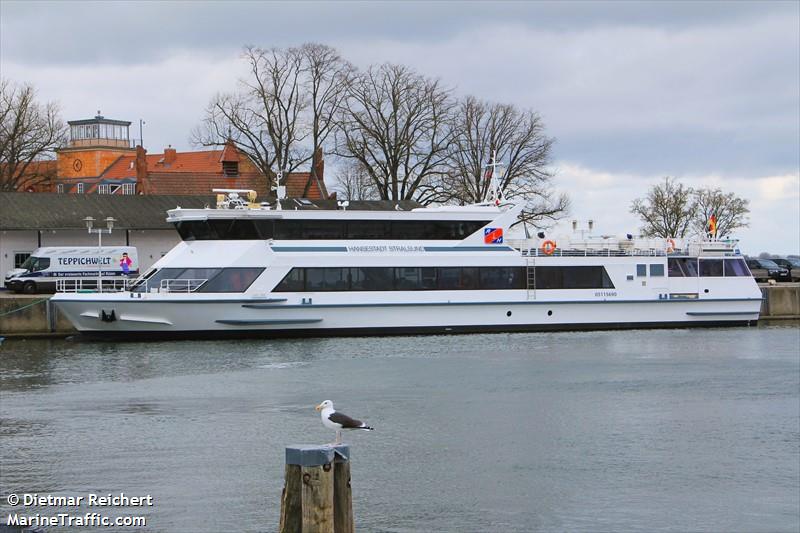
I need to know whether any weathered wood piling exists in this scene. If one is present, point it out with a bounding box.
[279,444,353,533]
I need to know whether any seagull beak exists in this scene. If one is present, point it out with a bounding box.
[315,403,323,411]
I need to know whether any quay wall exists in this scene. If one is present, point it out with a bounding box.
[760,284,800,318]
[1,285,798,338]
[0,294,75,337]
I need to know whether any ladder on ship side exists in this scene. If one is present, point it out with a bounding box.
[526,255,536,300]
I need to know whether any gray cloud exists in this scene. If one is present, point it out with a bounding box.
[2,1,796,65]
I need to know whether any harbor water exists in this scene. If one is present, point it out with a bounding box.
[1,324,798,532]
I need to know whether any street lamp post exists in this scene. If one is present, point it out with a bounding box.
[84,216,115,292]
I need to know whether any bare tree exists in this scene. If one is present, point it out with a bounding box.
[630,177,696,238]
[300,43,354,196]
[335,63,453,203]
[333,160,379,201]
[193,46,310,188]
[443,96,554,201]
[0,80,67,191]
[194,44,353,195]
[439,95,567,227]
[692,186,749,238]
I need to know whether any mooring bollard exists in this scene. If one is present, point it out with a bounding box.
[279,444,353,533]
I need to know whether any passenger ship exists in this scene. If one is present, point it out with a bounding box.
[52,190,762,339]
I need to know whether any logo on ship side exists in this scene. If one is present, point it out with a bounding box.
[484,227,504,244]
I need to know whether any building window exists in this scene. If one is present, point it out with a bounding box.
[222,161,239,176]
[56,184,64,193]
[122,183,136,195]
[636,264,646,277]
[649,264,665,277]
[98,184,110,194]
[76,183,84,194]
[14,252,32,269]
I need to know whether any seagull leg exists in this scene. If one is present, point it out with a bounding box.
[335,430,342,445]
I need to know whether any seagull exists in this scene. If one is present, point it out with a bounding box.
[315,400,374,444]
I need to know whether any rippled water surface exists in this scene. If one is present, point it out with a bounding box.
[1,325,799,532]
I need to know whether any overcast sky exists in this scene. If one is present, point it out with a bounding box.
[2,0,798,254]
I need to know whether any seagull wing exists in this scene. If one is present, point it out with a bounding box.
[328,411,372,429]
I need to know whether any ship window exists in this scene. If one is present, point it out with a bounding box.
[350,267,393,291]
[534,266,615,290]
[480,267,526,289]
[699,259,724,277]
[175,221,210,241]
[649,264,665,277]
[395,267,421,290]
[724,258,750,277]
[157,268,223,292]
[274,268,304,291]
[173,219,491,241]
[636,264,646,277]
[303,220,345,239]
[668,258,698,277]
[421,267,437,289]
[306,268,348,291]
[436,267,461,290]
[208,219,260,240]
[273,266,529,292]
[198,267,264,292]
[460,267,479,290]
[347,220,391,239]
[535,267,562,289]
[254,220,275,239]
[131,268,185,292]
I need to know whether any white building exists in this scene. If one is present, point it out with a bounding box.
[0,192,212,279]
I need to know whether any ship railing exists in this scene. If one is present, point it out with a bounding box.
[56,278,134,293]
[519,248,667,257]
[159,278,208,293]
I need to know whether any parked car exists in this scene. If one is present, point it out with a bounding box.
[745,258,791,283]
[772,257,800,282]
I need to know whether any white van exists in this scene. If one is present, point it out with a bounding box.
[4,246,139,294]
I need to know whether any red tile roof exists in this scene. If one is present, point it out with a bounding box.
[146,172,267,196]
[93,146,330,199]
[220,141,240,163]
[101,149,243,179]
[285,172,327,199]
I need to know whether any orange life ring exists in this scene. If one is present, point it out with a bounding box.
[666,238,676,253]
[541,240,557,255]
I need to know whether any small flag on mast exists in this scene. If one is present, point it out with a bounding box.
[708,215,718,237]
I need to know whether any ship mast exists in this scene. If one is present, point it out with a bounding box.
[483,150,504,206]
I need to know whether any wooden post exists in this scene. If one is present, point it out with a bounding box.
[301,463,334,531]
[279,464,302,533]
[333,459,353,533]
[280,444,353,533]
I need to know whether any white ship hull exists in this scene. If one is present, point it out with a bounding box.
[53,291,761,339]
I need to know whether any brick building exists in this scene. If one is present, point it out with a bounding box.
[42,114,330,199]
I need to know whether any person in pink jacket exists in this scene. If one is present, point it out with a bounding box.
[119,252,132,276]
